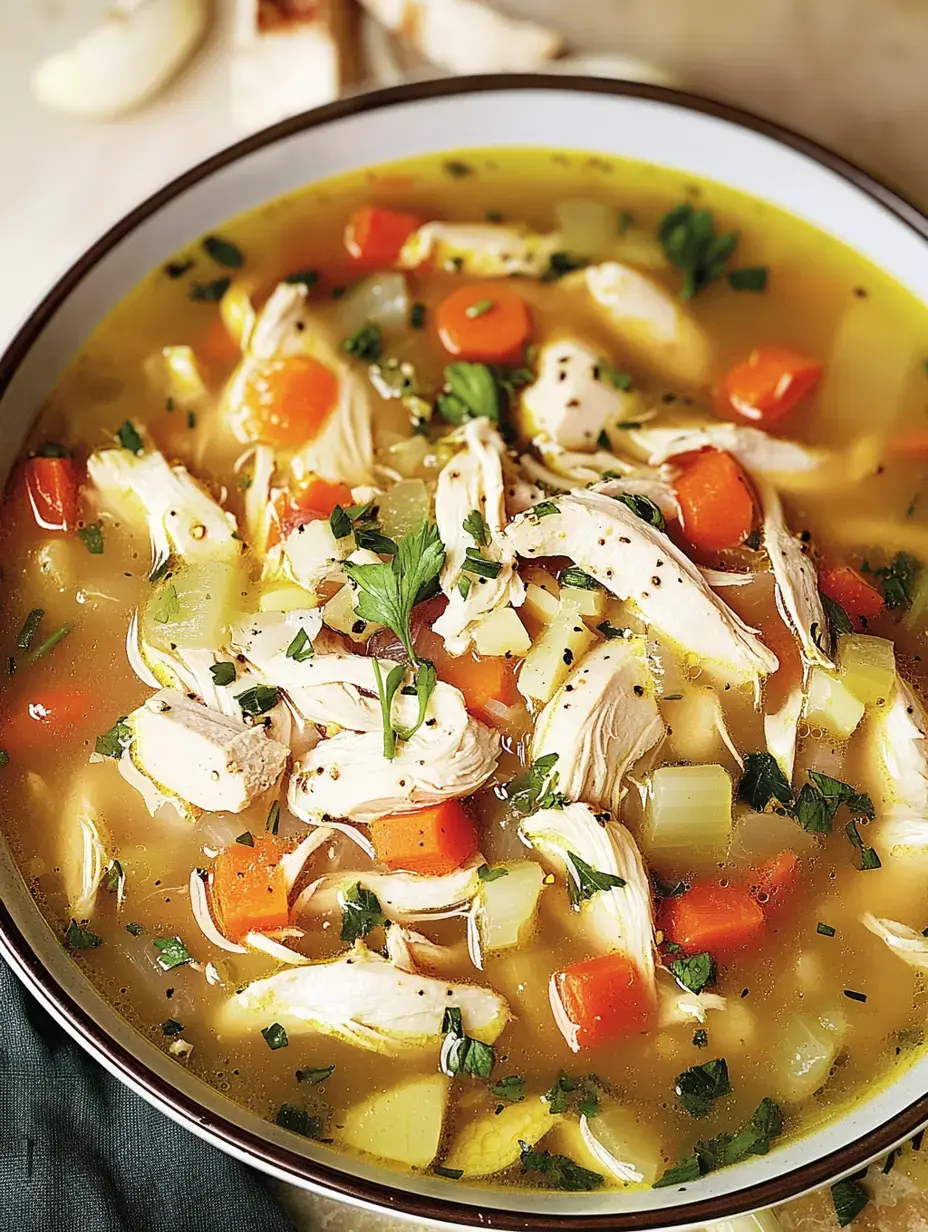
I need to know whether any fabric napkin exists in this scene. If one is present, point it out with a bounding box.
[0,960,295,1232]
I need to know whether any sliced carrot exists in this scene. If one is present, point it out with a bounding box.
[428,643,520,725]
[238,355,339,447]
[268,477,355,547]
[662,882,765,955]
[820,565,884,631]
[1,687,94,766]
[25,455,80,533]
[435,283,532,364]
[673,448,756,554]
[344,205,423,266]
[370,801,479,876]
[212,834,289,941]
[719,345,822,425]
[551,952,655,1050]
[749,850,799,911]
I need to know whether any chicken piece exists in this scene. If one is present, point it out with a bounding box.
[626,420,828,487]
[756,478,831,671]
[127,689,289,815]
[519,802,655,990]
[656,967,727,1027]
[288,675,500,823]
[216,942,510,1055]
[764,683,805,782]
[871,678,928,857]
[504,490,778,689]
[224,282,375,486]
[432,419,525,655]
[231,0,354,133]
[521,340,636,450]
[356,0,561,74]
[861,913,928,971]
[531,638,665,814]
[398,222,559,278]
[584,262,711,387]
[296,860,482,923]
[88,448,240,568]
[60,792,109,923]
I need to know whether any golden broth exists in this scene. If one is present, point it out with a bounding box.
[2,148,928,1192]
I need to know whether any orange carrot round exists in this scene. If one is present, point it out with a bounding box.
[370,801,478,876]
[551,952,655,1050]
[435,283,532,364]
[673,448,756,554]
[238,355,339,447]
[719,344,822,425]
[344,205,423,266]
[820,565,884,631]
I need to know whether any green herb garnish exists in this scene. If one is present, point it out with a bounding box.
[597,621,630,640]
[846,819,881,870]
[410,301,426,329]
[616,492,666,532]
[518,1144,603,1191]
[463,508,490,547]
[274,1105,324,1139]
[478,865,508,883]
[738,752,794,811]
[189,277,230,303]
[296,1064,335,1084]
[440,1006,495,1079]
[151,583,180,624]
[443,160,474,178]
[235,684,280,717]
[261,1022,289,1050]
[209,661,236,687]
[202,235,244,269]
[670,952,715,995]
[329,504,354,540]
[466,298,495,319]
[531,500,560,519]
[657,202,738,299]
[164,258,194,279]
[559,567,602,591]
[674,1058,731,1118]
[565,852,625,909]
[284,269,319,287]
[117,421,144,454]
[488,1074,525,1102]
[540,252,588,283]
[862,551,921,610]
[266,800,280,835]
[832,1178,870,1227]
[543,1072,602,1118]
[161,1019,184,1036]
[436,362,500,425]
[340,882,385,943]
[16,609,44,650]
[817,922,836,937]
[285,628,315,662]
[596,361,633,391]
[343,321,383,362]
[393,659,437,743]
[236,832,254,847]
[654,1098,783,1186]
[64,919,103,951]
[461,548,502,580]
[727,267,768,292]
[30,623,71,661]
[153,936,191,970]
[125,922,144,937]
[77,522,104,554]
[501,753,566,814]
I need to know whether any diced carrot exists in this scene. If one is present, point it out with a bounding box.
[344,205,423,266]
[673,448,756,554]
[820,565,884,631]
[268,477,355,547]
[428,642,520,725]
[551,952,655,1050]
[719,345,822,425]
[237,356,339,447]
[212,834,289,941]
[24,455,80,533]
[435,283,532,364]
[1,687,94,766]
[749,850,799,911]
[370,801,479,876]
[662,882,766,955]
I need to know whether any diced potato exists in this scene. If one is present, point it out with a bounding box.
[518,614,596,704]
[559,584,606,621]
[473,607,531,658]
[773,1012,843,1103]
[477,861,545,953]
[441,1097,556,1178]
[337,1074,450,1168]
[523,582,560,625]
[142,559,247,652]
[804,667,865,739]
[258,584,317,613]
[643,764,732,871]
[159,345,207,407]
[836,633,896,707]
[579,1106,663,1185]
[522,567,560,599]
[377,479,430,541]
[323,583,379,642]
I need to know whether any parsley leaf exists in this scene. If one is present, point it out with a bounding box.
[616,492,666,532]
[340,882,386,943]
[125,922,144,937]
[501,753,563,814]
[286,628,314,662]
[153,936,191,970]
[478,865,508,883]
[284,269,319,287]
[77,522,104,554]
[463,508,490,547]
[565,851,625,909]
[344,522,445,663]
[64,919,103,950]
[597,620,630,640]
[654,1097,784,1186]
[540,252,588,283]
[436,362,500,425]
[559,567,602,591]
[670,952,716,994]
[807,771,874,819]
[371,660,406,760]
[846,819,882,870]
[117,421,144,454]
[657,202,739,299]
[820,592,853,651]
[261,1022,289,1050]
[209,661,236,687]
[275,1105,324,1139]
[94,717,131,760]
[410,301,426,329]
[738,752,794,811]
[393,659,438,743]
[189,278,230,303]
[235,684,280,717]
[236,832,254,847]
[329,504,353,540]
[440,1006,495,1079]
[489,1075,525,1102]
[518,1144,604,1191]
[543,1072,602,1118]
[674,1058,731,1118]
[832,1178,870,1227]
[161,1019,184,1036]
[343,322,383,361]
[862,552,921,610]
[727,266,768,292]
[202,235,244,269]
[296,1064,335,1085]
[151,583,181,624]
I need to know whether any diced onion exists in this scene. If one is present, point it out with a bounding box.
[773,1012,842,1103]
[554,199,615,258]
[188,868,246,954]
[643,764,732,872]
[729,807,814,867]
[578,1107,663,1185]
[336,272,409,335]
[804,668,864,740]
[243,932,311,965]
[477,861,545,954]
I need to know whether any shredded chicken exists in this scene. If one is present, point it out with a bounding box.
[861,913,928,971]
[521,340,636,449]
[295,860,482,923]
[871,677,928,856]
[397,222,559,278]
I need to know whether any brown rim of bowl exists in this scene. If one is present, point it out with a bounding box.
[1,74,928,1229]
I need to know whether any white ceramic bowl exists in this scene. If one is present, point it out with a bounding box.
[2,77,928,1231]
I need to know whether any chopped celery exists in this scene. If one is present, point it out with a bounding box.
[518,613,596,704]
[142,559,246,652]
[836,633,896,707]
[472,607,531,658]
[477,861,545,953]
[804,668,864,740]
[643,764,732,872]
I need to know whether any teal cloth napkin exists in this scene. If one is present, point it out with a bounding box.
[0,960,296,1232]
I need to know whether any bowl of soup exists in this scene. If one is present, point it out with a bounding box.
[2,76,928,1230]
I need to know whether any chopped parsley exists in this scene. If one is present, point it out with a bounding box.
[461,547,502,579]
[616,492,666,532]
[531,500,560,518]
[188,277,230,303]
[296,1064,335,1085]
[117,421,144,454]
[153,936,191,970]
[463,508,490,547]
[559,567,602,591]
[329,504,353,539]
[846,819,881,870]
[285,628,314,662]
[478,865,508,883]
[433,1165,463,1180]
[565,851,625,909]
[489,1075,525,1102]
[187,411,197,430]
[266,800,280,835]
[674,1058,731,1118]
[77,522,104,554]
[340,882,386,943]
[202,235,244,269]
[862,551,921,610]
[738,752,794,811]
[235,684,280,717]
[844,989,868,1003]
[596,361,633,391]
[409,301,426,329]
[16,608,44,650]
[0,751,9,767]
[274,1105,324,1139]
[832,1178,870,1227]
[543,1072,602,1118]
[443,160,474,178]
[440,1006,495,1079]
[283,269,319,287]
[692,1029,709,1049]
[261,1022,289,1050]
[597,620,631,640]
[209,661,236,687]
[500,753,567,814]
[518,1144,603,1191]
[465,298,495,319]
[125,922,144,937]
[817,922,836,937]
[655,1097,784,1186]
[670,952,715,994]
[342,321,383,362]
[151,583,180,624]
[161,1019,184,1036]
[105,859,125,896]
[540,252,588,283]
[235,832,254,847]
[64,919,103,951]
[164,258,195,279]
[727,266,768,292]
[435,361,500,425]
[657,202,739,299]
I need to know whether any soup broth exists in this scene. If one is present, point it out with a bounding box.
[3,149,928,1194]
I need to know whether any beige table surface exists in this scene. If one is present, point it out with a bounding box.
[3,2,928,1229]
